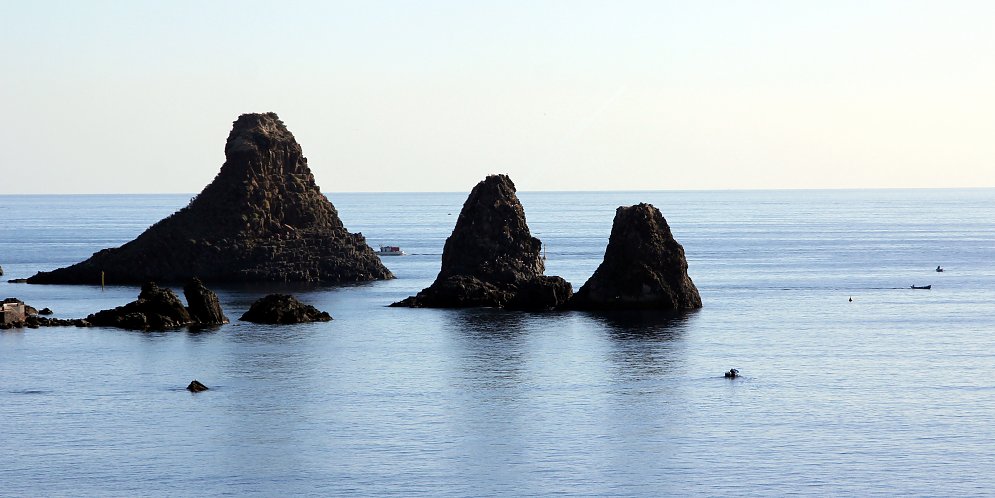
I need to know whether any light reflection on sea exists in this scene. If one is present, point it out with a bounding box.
[2,189,995,495]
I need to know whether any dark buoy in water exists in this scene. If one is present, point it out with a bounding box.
[186,380,209,392]
[724,368,739,379]
[849,296,852,302]
[936,265,944,272]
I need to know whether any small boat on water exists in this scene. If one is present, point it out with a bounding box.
[376,245,405,256]
[911,285,931,290]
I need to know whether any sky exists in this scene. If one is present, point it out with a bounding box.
[2,0,994,194]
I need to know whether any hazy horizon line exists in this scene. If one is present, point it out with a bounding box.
[3,185,995,197]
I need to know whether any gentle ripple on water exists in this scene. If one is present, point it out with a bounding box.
[1,189,995,495]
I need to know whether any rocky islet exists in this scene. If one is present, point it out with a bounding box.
[391,174,573,310]
[8,196,702,323]
[12,112,701,319]
[566,203,702,311]
[27,112,392,286]
[81,279,228,330]
[239,294,332,324]
[2,283,325,330]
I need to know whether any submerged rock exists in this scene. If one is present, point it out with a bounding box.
[567,203,702,311]
[28,112,392,285]
[392,174,571,310]
[239,294,332,324]
[183,278,228,325]
[186,380,209,392]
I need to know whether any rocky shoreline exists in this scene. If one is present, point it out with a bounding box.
[2,280,331,331]
[2,298,91,330]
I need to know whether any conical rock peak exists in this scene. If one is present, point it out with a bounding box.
[393,174,571,310]
[29,113,392,285]
[567,203,701,310]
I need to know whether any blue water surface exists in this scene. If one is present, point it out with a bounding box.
[1,189,994,496]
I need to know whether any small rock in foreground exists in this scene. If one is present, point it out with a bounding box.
[239,294,332,324]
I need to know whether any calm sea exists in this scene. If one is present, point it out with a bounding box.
[2,189,994,496]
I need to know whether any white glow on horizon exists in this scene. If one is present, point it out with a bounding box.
[2,1,994,193]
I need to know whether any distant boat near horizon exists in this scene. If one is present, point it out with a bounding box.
[376,245,406,256]
[911,285,932,290]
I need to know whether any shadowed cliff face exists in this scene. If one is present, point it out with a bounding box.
[393,174,572,310]
[187,112,345,239]
[439,174,544,283]
[567,203,702,311]
[28,112,393,285]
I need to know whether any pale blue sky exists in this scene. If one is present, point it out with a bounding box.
[3,1,994,193]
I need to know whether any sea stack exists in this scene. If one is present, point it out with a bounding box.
[183,278,228,326]
[566,203,702,310]
[392,174,571,310]
[28,113,392,285]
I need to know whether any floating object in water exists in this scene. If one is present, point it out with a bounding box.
[911,285,931,290]
[936,266,944,272]
[186,380,209,392]
[848,296,852,302]
[724,368,739,379]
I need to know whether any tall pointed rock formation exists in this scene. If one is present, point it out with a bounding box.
[567,203,701,310]
[392,174,571,310]
[28,113,393,284]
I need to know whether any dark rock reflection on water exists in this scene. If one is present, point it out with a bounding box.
[585,309,697,340]
[582,309,697,385]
